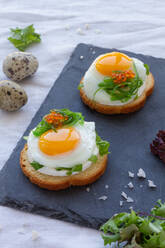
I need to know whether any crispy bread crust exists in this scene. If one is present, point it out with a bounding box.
[80,73,154,114]
[20,144,108,190]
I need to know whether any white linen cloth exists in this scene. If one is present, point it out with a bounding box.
[0,0,165,247]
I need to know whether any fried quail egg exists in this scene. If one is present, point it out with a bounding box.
[83,52,147,105]
[27,121,98,169]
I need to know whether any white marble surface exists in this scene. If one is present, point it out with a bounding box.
[0,0,165,247]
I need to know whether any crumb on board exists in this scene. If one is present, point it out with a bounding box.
[65,24,70,30]
[86,187,90,192]
[98,195,108,201]
[76,28,85,35]
[95,29,101,34]
[85,24,90,30]
[32,230,39,241]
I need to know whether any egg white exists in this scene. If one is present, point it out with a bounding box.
[27,121,98,169]
[83,55,147,106]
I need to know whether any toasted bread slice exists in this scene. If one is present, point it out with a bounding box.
[80,72,154,114]
[20,144,108,190]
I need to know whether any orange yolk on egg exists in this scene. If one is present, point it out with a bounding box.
[96,52,133,76]
[39,127,80,156]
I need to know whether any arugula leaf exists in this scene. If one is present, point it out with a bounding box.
[8,24,41,51]
[33,119,53,137]
[96,133,110,156]
[144,63,150,75]
[88,155,98,163]
[56,164,82,175]
[77,84,84,90]
[100,201,165,248]
[31,161,43,170]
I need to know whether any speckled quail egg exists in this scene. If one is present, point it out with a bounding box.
[0,80,28,111]
[3,52,39,82]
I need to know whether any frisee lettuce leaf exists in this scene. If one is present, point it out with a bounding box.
[8,24,41,51]
[96,133,110,156]
[100,200,165,247]
[32,109,84,137]
[88,155,98,163]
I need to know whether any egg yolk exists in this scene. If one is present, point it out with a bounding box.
[39,127,80,156]
[96,52,133,76]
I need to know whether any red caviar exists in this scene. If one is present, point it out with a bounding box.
[111,70,135,84]
[44,111,68,127]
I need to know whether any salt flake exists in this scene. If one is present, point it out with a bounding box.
[137,168,146,179]
[128,171,134,178]
[121,191,128,200]
[148,180,157,188]
[128,182,134,189]
[127,197,134,203]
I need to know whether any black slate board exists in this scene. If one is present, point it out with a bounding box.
[0,43,165,229]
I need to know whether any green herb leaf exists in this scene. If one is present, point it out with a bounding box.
[56,164,82,175]
[77,84,84,90]
[31,161,44,170]
[8,24,41,51]
[94,63,143,103]
[55,109,84,126]
[144,63,150,75]
[88,155,98,163]
[23,136,28,140]
[96,133,110,156]
[33,119,53,137]
[32,109,84,137]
